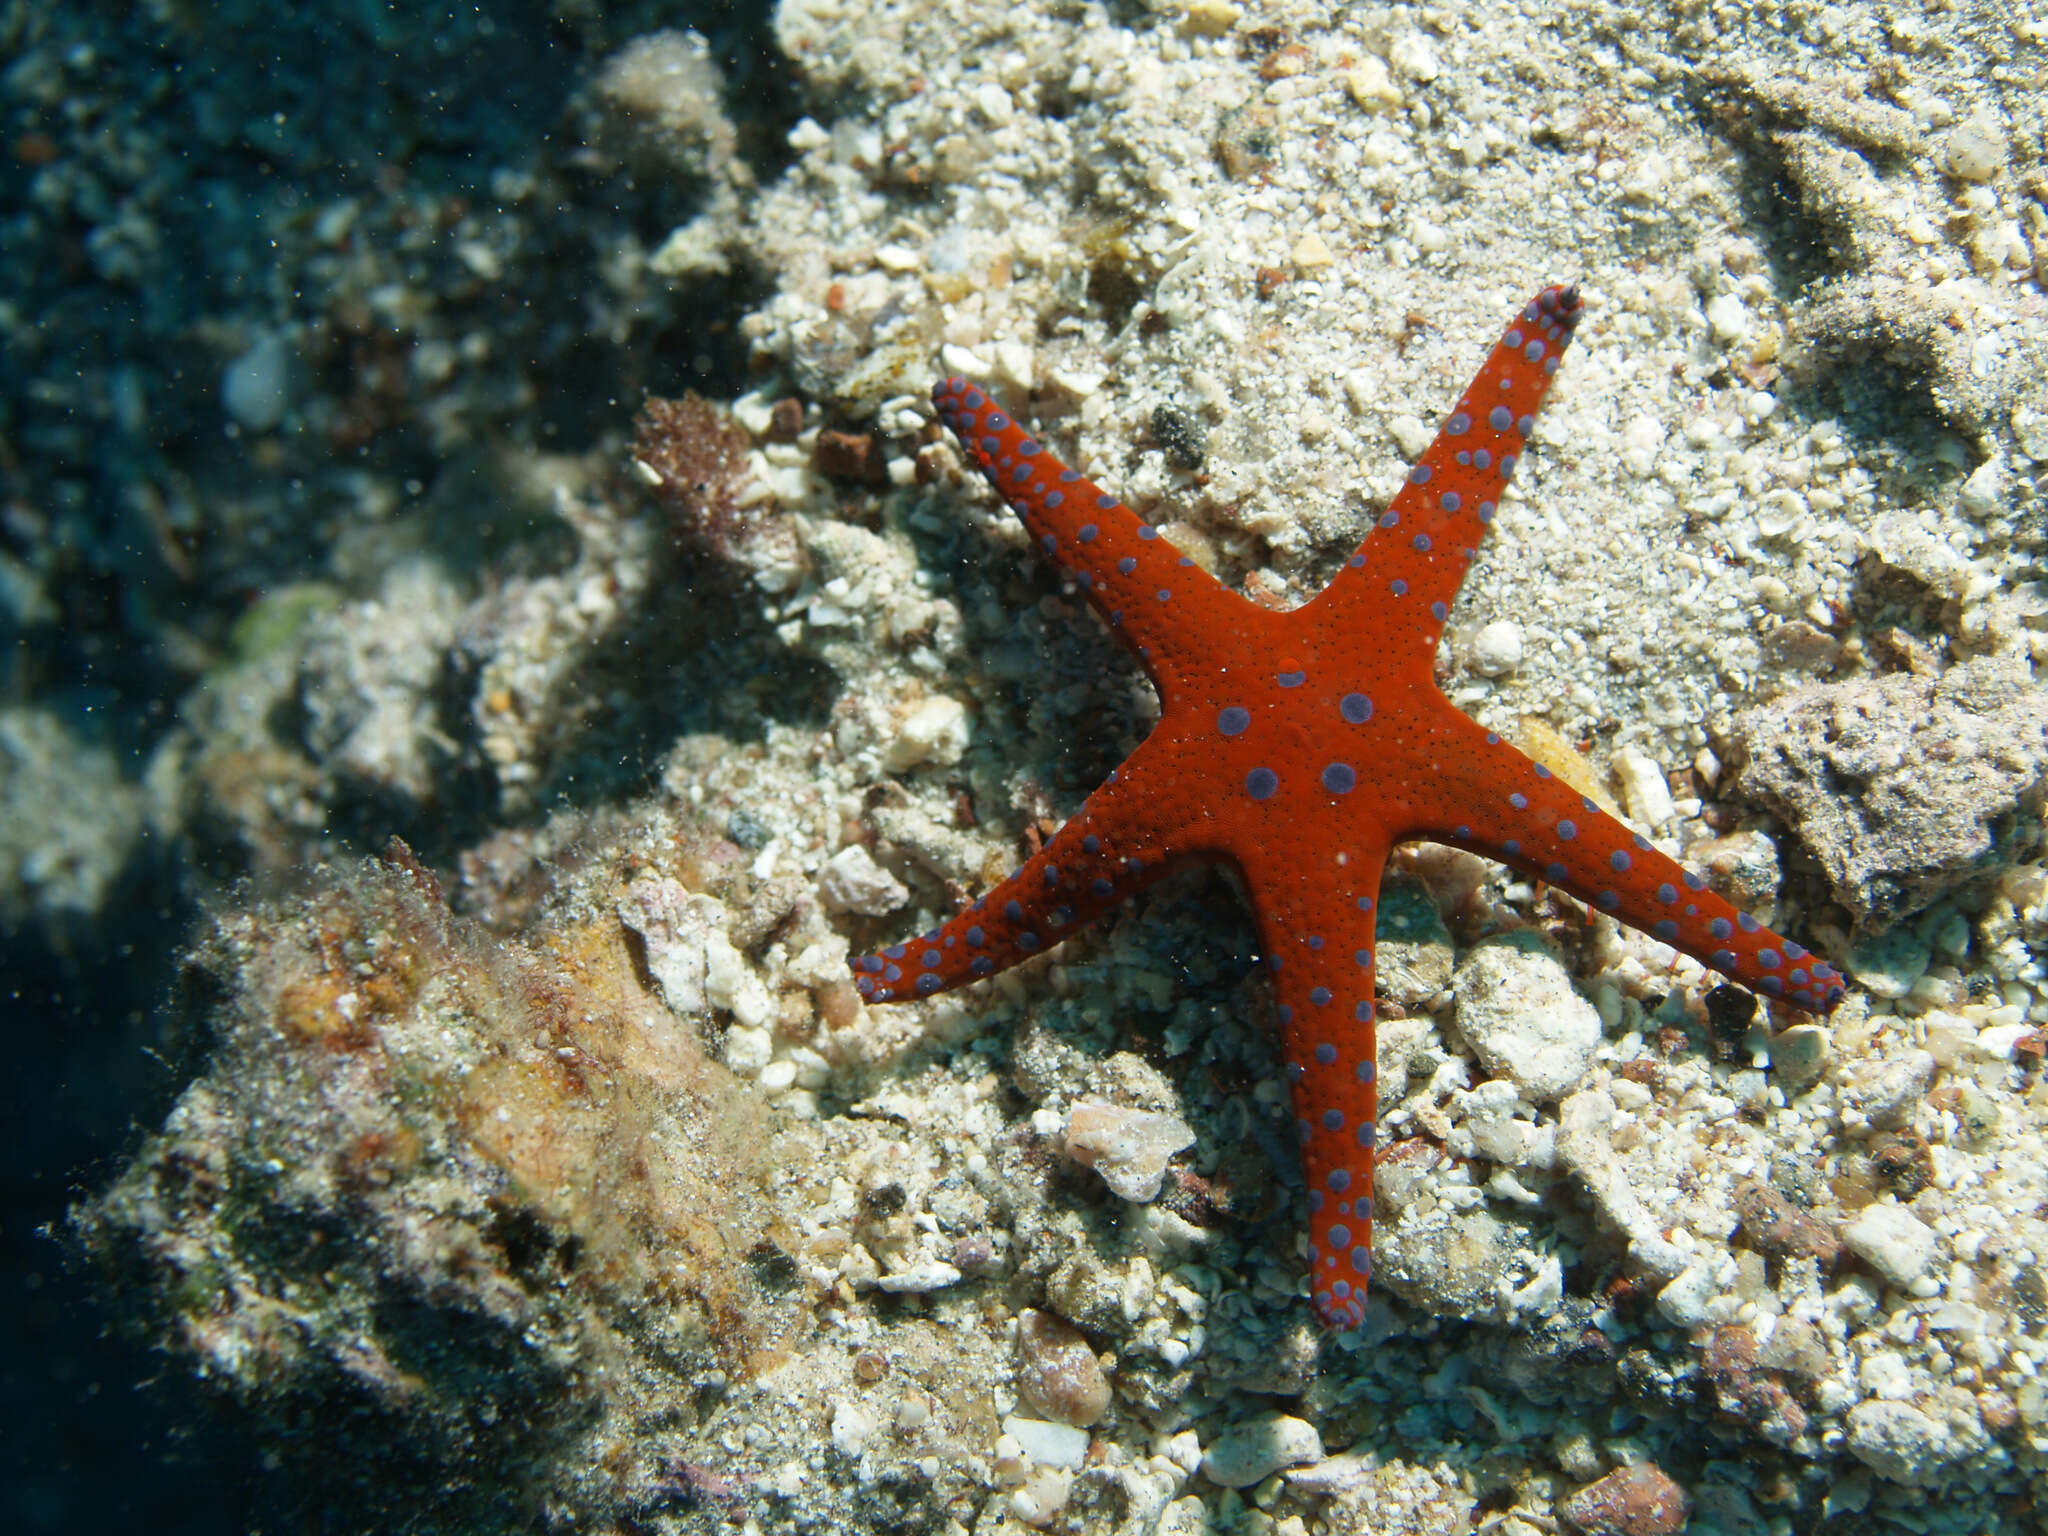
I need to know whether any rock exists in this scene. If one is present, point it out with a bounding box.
[1977,1021,2037,1061]
[1767,1023,1831,1090]
[1738,659,2048,928]
[1611,746,1676,827]
[1838,1050,1936,1131]
[1001,1414,1090,1470]
[1201,1412,1324,1488]
[1844,1394,1991,1485]
[881,693,970,771]
[1733,1179,1842,1266]
[1016,1309,1111,1428]
[702,928,775,1028]
[1701,1325,1809,1447]
[1942,118,2005,182]
[74,860,774,1529]
[1561,1462,1691,1536]
[830,1399,879,1456]
[1313,1460,1479,1531]
[1954,1081,2003,1148]
[817,843,910,915]
[595,30,738,179]
[1653,1262,1719,1328]
[1554,1090,1686,1281]
[619,876,724,1017]
[0,706,145,933]
[1009,1466,1074,1527]
[1453,936,1603,1103]
[874,1260,962,1293]
[297,560,462,802]
[1456,1078,1539,1165]
[1841,1203,1938,1288]
[1470,619,1524,677]
[1849,922,1934,1001]
[1869,1133,1936,1197]
[1375,1205,1537,1322]
[1063,1101,1195,1201]
[1683,829,1781,916]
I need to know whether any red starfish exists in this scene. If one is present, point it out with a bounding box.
[853,285,1847,1329]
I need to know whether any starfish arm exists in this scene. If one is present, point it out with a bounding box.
[932,378,1269,709]
[1310,285,1584,663]
[1234,834,1392,1331]
[1409,716,1847,1011]
[851,732,1208,1003]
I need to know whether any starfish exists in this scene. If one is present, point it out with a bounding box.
[852,285,1847,1329]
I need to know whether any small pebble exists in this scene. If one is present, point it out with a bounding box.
[1943,118,2005,182]
[1009,1466,1074,1528]
[1654,1262,1719,1328]
[1470,619,1524,677]
[830,1399,879,1457]
[723,1024,773,1076]
[1704,292,1749,345]
[895,1393,930,1431]
[1766,1023,1831,1090]
[1610,746,1676,827]
[1560,1462,1691,1536]
[1844,1398,1949,1485]
[1453,938,1602,1103]
[1841,1203,1938,1289]
[1977,1021,2035,1060]
[1292,230,1335,269]
[1201,1412,1323,1488]
[1001,1414,1090,1470]
[952,1233,996,1276]
[1732,1179,1841,1266]
[874,1260,962,1293]
[881,695,970,771]
[1016,1309,1111,1428]
[1344,56,1403,112]
[1181,0,1243,36]
[222,331,295,432]
[818,844,910,916]
[1838,1050,1936,1131]
[1064,1101,1196,1201]
[813,428,889,486]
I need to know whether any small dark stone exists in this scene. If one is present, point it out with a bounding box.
[2007,1263,2048,1322]
[1869,1131,1935,1196]
[1732,1179,1842,1266]
[1616,1344,1700,1414]
[747,1241,800,1293]
[814,428,889,485]
[725,808,771,850]
[1476,1300,1618,1407]
[1704,984,1757,1056]
[951,1234,996,1276]
[1151,403,1206,471]
[862,1182,907,1218]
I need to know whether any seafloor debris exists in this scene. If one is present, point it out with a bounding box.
[76,856,783,1528]
[1739,657,2048,927]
